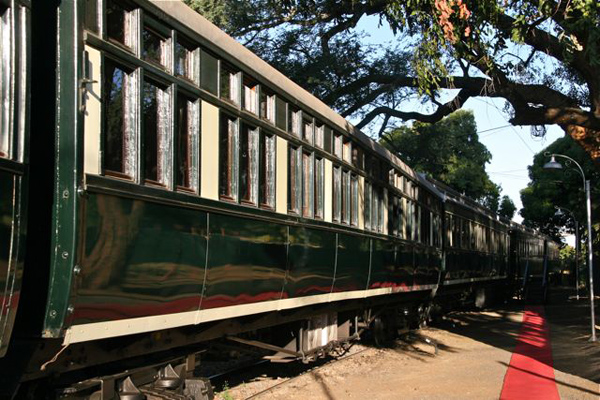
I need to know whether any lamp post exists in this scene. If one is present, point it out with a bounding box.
[544,153,596,342]
[554,206,580,300]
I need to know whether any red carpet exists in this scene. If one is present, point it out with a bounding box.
[500,306,560,400]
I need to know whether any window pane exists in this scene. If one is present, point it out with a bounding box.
[315,124,324,148]
[143,80,168,185]
[219,114,238,199]
[103,59,133,178]
[333,166,341,222]
[200,49,218,95]
[240,124,259,204]
[288,146,301,213]
[288,106,300,135]
[364,182,371,230]
[343,140,351,163]
[303,116,313,144]
[143,26,166,66]
[220,62,239,104]
[259,133,275,207]
[342,170,350,224]
[315,157,324,218]
[275,97,287,130]
[175,38,196,81]
[260,87,275,123]
[243,75,258,114]
[351,174,358,226]
[0,7,9,159]
[302,151,313,217]
[334,134,342,158]
[106,0,132,47]
[83,0,99,33]
[176,94,198,190]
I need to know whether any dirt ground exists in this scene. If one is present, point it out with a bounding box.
[217,288,600,400]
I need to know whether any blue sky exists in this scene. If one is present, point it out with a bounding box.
[353,16,566,223]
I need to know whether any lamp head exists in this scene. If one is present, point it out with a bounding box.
[543,155,563,170]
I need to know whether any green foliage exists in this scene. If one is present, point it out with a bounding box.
[183,0,600,162]
[380,110,503,211]
[498,195,516,220]
[520,135,599,243]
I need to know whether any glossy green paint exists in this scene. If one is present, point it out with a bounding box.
[334,234,370,292]
[0,171,25,357]
[43,0,82,337]
[285,226,336,297]
[71,193,207,325]
[369,238,399,289]
[203,213,287,308]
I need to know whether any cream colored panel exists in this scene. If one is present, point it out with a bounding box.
[324,159,333,222]
[63,283,439,345]
[358,176,365,229]
[275,136,288,214]
[201,101,220,200]
[382,188,388,235]
[84,45,101,175]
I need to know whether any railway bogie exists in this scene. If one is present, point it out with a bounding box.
[0,1,560,398]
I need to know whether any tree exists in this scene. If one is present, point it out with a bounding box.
[185,0,600,163]
[498,195,517,220]
[380,110,503,211]
[520,135,599,243]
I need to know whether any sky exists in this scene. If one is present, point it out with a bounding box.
[353,16,566,223]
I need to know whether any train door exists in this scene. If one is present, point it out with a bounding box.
[0,0,30,358]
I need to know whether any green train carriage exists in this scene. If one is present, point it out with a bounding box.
[0,0,560,398]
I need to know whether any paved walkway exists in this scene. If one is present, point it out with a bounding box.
[221,287,600,399]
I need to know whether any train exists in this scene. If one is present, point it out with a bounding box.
[0,0,560,399]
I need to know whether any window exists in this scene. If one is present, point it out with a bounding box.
[243,75,258,114]
[259,133,275,207]
[200,49,218,95]
[106,0,134,48]
[142,79,169,186]
[343,139,351,163]
[83,0,99,33]
[352,147,362,169]
[240,123,259,204]
[364,181,371,230]
[288,145,301,213]
[175,37,197,83]
[351,174,359,226]
[175,94,199,191]
[333,166,342,222]
[342,170,350,224]
[220,61,239,104]
[0,6,9,159]
[288,105,300,136]
[315,123,324,148]
[302,116,313,144]
[334,134,343,158]
[103,59,135,179]
[365,184,384,232]
[219,114,238,200]
[315,157,324,218]
[142,25,167,67]
[302,151,314,217]
[275,97,287,130]
[260,87,275,123]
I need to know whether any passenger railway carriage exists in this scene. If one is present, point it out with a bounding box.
[0,0,559,398]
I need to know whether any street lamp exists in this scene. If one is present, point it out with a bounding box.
[544,152,596,342]
[554,206,580,300]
